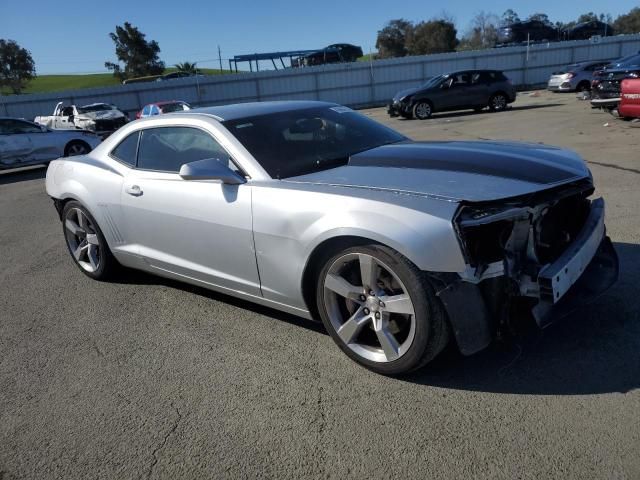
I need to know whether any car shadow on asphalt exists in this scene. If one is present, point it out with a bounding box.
[403,242,640,395]
[395,103,565,122]
[115,268,327,335]
[0,165,47,185]
[114,242,638,394]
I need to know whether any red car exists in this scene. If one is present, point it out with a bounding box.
[135,101,191,119]
[619,79,640,119]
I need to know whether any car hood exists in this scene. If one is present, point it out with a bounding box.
[284,141,590,203]
[392,87,423,102]
[77,109,126,121]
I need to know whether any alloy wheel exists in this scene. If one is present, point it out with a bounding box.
[323,253,416,363]
[64,208,101,273]
[414,102,431,119]
[491,94,507,110]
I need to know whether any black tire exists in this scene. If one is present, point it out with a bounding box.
[61,200,119,280]
[316,244,449,375]
[488,93,508,112]
[576,81,591,92]
[64,140,91,157]
[413,101,432,120]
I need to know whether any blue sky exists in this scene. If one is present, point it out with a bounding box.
[1,0,637,74]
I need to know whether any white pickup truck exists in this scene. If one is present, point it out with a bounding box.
[35,102,129,138]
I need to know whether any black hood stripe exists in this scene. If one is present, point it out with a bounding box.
[348,143,582,185]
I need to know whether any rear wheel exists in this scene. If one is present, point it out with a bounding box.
[489,93,508,112]
[316,244,449,375]
[62,201,118,280]
[64,141,91,157]
[413,101,432,120]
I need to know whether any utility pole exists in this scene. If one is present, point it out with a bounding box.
[218,45,223,72]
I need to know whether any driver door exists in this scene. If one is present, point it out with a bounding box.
[117,126,261,296]
[436,72,472,110]
[0,119,34,167]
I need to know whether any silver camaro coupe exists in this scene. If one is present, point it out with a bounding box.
[45,101,618,375]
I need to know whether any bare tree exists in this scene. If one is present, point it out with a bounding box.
[460,11,500,50]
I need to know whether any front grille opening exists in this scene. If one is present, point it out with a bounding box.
[535,196,590,264]
[462,220,514,266]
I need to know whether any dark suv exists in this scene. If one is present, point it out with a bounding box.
[388,70,517,119]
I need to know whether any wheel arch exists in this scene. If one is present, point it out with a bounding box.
[301,235,378,319]
[63,139,92,157]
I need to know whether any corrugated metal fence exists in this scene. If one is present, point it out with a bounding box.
[2,34,640,120]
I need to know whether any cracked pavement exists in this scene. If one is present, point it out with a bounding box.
[0,92,639,479]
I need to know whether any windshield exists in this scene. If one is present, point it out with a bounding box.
[611,53,640,67]
[77,104,114,113]
[161,102,190,113]
[222,106,406,179]
[421,75,445,88]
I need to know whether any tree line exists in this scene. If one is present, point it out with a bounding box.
[375,7,640,58]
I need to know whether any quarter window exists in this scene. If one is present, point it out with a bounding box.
[111,132,139,167]
[137,126,232,173]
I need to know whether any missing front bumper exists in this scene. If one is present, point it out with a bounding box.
[532,236,618,328]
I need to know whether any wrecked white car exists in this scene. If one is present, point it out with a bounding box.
[35,102,128,138]
[0,117,101,169]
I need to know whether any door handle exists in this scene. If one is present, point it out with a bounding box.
[125,184,143,196]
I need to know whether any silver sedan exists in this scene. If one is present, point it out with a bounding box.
[45,101,618,375]
[0,117,101,169]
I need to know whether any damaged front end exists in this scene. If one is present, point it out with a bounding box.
[437,179,619,355]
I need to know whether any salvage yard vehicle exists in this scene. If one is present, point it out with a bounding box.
[0,117,100,169]
[618,78,640,119]
[34,102,128,138]
[591,52,640,111]
[547,61,609,92]
[388,70,516,119]
[292,44,363,67]
[45,101,618,375]
[135,101,191,119]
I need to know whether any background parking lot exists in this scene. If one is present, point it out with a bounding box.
[1,92,638,479]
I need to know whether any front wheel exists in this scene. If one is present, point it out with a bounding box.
[489,93,508,112]
[413,101,432,120]
[316,245,449,375]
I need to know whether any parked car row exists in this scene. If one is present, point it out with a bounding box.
[1,98,193,170]
[543,51,640,121]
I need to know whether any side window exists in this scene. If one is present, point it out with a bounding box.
[0,120,10,134]
[4,120,41,134]
[110,132,139,167]
[137,127,234,173]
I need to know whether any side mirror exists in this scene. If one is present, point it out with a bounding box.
[179,158,246,184]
